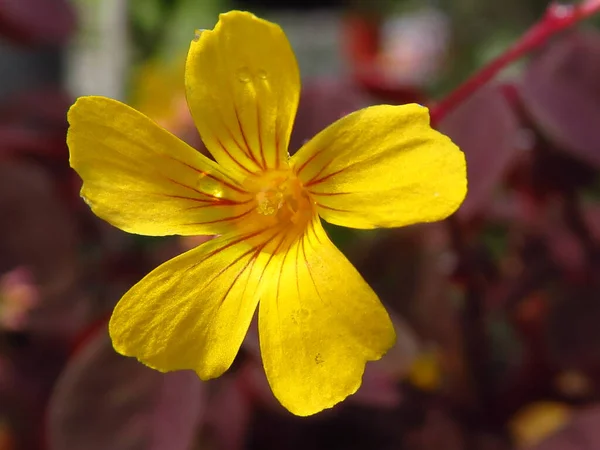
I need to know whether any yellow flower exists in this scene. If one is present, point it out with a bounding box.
[130,56,189,134]
[67,11,467,416]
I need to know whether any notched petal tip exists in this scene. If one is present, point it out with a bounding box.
[285,342,396,417]
[185,8,300,174]
[258,218,396,416]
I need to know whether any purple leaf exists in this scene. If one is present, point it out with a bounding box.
[520,30,600,167]
[0,0,76,46]
[289,78,370,155]
[438,84,521,221]
[0,161,81,337]
[47,327,206,450]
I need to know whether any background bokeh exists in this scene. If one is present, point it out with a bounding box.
[2,0,600,449]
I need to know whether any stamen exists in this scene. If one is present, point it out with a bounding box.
[256,190,284,215]
[246,171,314,228]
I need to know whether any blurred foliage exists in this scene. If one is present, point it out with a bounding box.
[2,0,600,449]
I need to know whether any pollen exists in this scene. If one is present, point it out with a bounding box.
[246,170,314,229]
[256,190,284,215]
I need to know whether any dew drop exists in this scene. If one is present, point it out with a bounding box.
[193,29,205,42]
[237,67,252,83]
[257,69,268,80]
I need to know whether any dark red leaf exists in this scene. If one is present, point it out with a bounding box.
[545,279,600,371]
[289,78,370,154]
[520,30,600,167]
[438,84,521,221]
[0,161,81,337]
[0,0,76,46]
[0,88,71,129]
[47,327,206,450]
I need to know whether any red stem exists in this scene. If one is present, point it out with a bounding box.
[430,0,600,125]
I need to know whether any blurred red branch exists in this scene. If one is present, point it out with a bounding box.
[430,0,600,125]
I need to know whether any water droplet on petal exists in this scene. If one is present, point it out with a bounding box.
[193,29,205,42]
[237,67,252,83]
[257,69,268,80]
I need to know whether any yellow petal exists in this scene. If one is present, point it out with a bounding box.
[109,227,284,379]
[292,104,467,229]
[258,217,396,416]
[68,96,254,236]
[185,11,300,175]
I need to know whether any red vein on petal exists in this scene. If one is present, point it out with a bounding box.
[307,217,323,246]
[161,152,244,187]
[213,135,257,176]
[166,229,274,292]
[164,152,252,189]
[294,140,336,178]
[222,119,256,164]
[310,191,351,197]
[294,233,302,301]
[294,147,323,177]
[198,226,278,270]
[275,234,294,306]
[238,245,262,306]
[164,153,247,190]
[157,193,250,207]
[305,157,337,186]
[216,229,283,308]
[202,230,278,295]
[155,194,214,203]
[256,101,267,169]
[234,108,263,170]
[200,243,261,293]
[184,198,253,210]
[274,117,281,169]
[161,176,248,207]
[304,166,347,188]
[164,176,214,198]
[256,229,288,288]
[300,225,327,307]
[306,152,380,187]
[235,224,287,311]
[221,122,260,170]
[179,202,244,212]
[143,167,232,202]
[181,208,254,226]
[316,203,353,213]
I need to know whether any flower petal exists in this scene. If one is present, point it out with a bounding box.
[258,217,396,416]
[292,104,467,229]
[185,11,300,175]
[68,96,254,236]
[109,227,285,379]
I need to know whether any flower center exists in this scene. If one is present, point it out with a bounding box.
[245,170,314,231]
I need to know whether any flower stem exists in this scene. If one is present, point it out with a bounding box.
[430,0,600,125]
